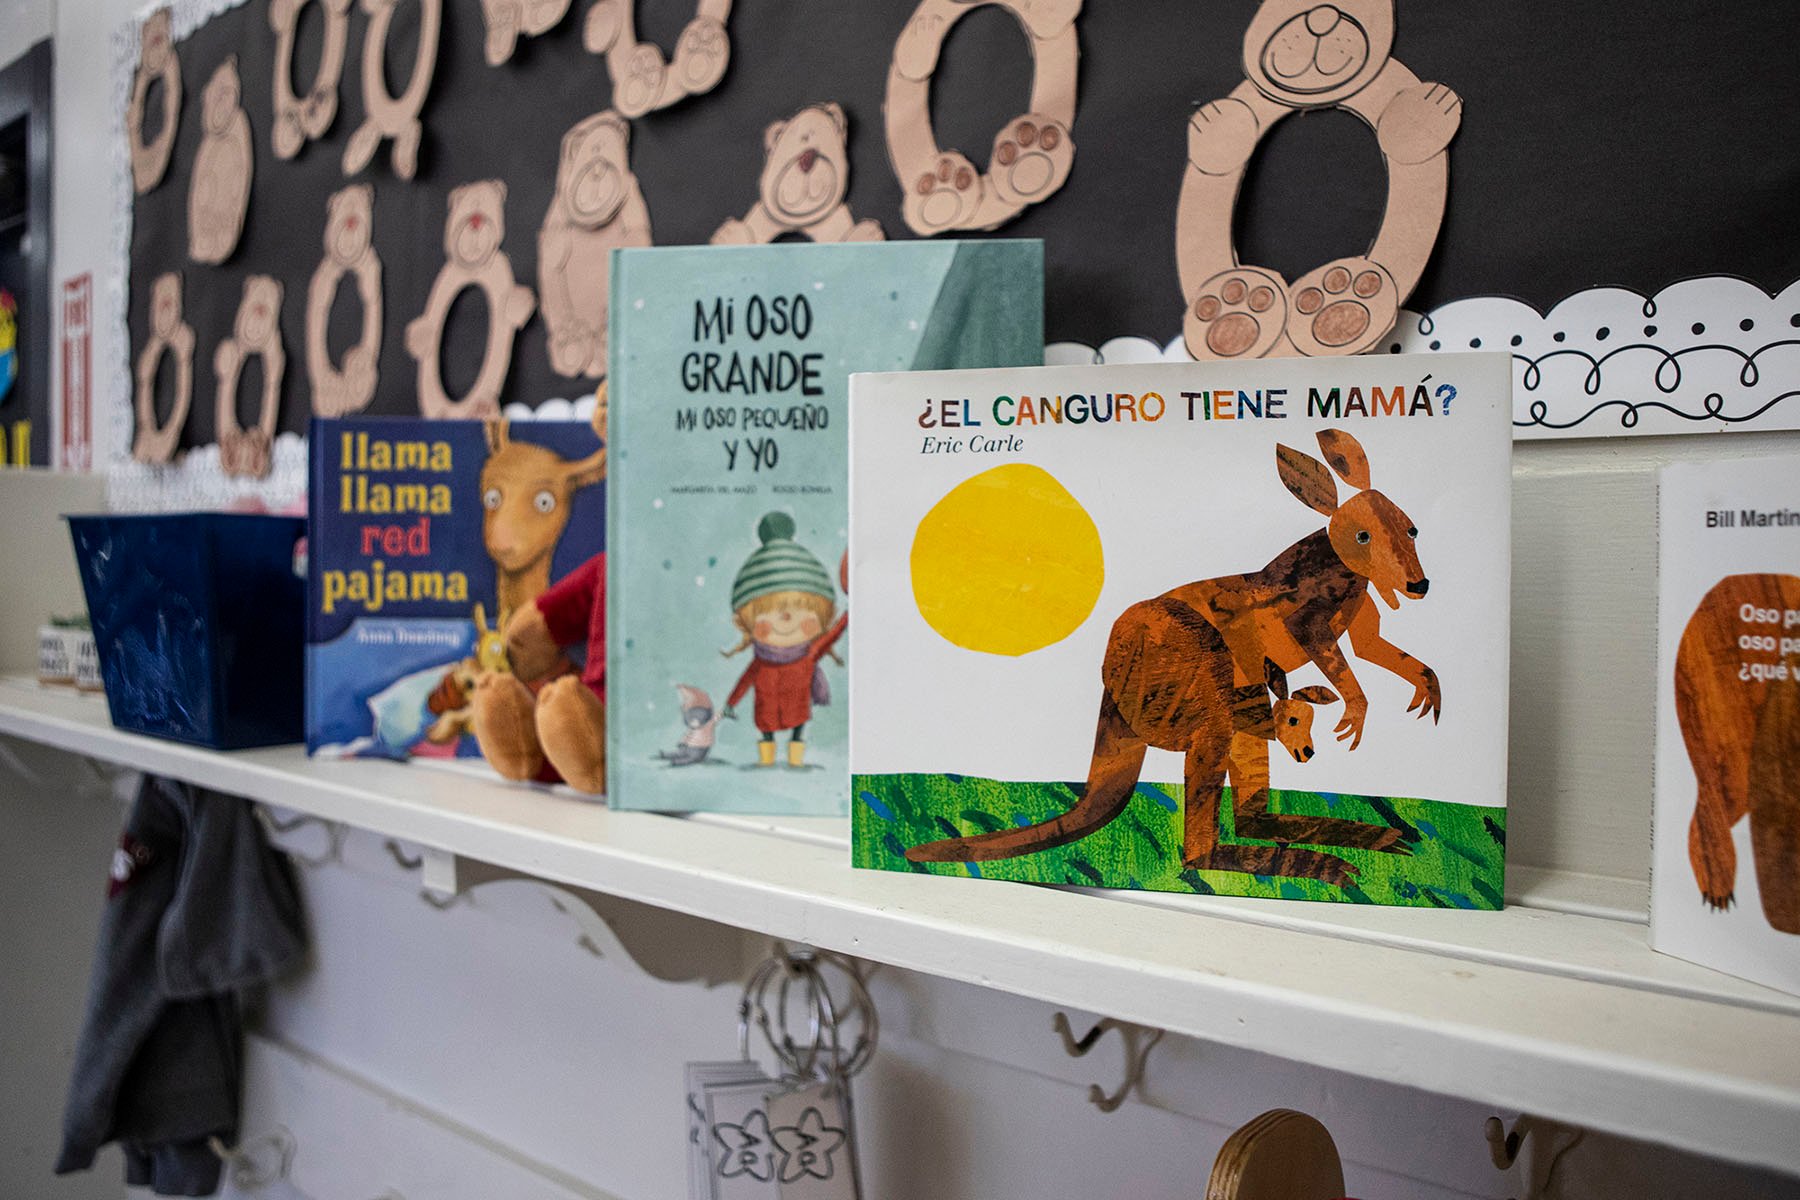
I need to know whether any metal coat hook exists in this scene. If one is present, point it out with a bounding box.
[1052,1012,1164,1114]
[255,806,344,867]
[384,839,424,870]
[1486,1115,1586,1199]
[208,1126,295,1190]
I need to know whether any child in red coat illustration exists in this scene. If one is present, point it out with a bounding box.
[722,512,846,767]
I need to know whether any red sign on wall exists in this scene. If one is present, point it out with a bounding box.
[60,274,92,472]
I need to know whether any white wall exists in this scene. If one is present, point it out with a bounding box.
[0,0,55,66]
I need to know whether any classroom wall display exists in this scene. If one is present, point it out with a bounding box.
[883,0,1079,237]
[305,184,382,416]
[213,273,285,478]
[539,111,651,380]
[341,0,440,180]
[109,0,1800,507]
[583,0,732,119]
[1653,454,1800,996]
[131,272,194,465]
[849,354,1513,907]
[1177,0,1459,362]
[712,103,883,246]
[606,240,1044,816]
[187,55,254,265]
[406,180,536,419]
[127,8,181,194]
[268,0,348,160]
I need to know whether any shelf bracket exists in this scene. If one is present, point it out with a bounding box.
[1486,1114,1587,1199]
[1052,1011,1164,1114]
[383,846,761,986]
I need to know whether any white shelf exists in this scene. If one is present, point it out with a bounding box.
[4,676,1798,1177]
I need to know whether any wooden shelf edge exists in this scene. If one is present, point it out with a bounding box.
[3,679,1797,1178]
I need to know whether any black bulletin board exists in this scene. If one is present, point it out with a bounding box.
[128,0,1800,449]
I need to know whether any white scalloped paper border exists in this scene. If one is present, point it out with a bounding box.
[1049,277,1800,440]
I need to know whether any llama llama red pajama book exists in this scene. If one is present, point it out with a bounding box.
[849,354,1512,908]
[306,416,606,768]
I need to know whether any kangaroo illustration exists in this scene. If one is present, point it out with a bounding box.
[907,428,1434,884]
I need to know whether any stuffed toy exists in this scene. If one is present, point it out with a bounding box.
[470,387,608,792]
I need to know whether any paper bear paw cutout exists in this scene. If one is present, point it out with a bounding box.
[485,6,521,63]
[1377,81,1462,165]
[989,115,1072,207]
[673,16,729,93]
[1287,258,1396,357]
[392,120,423,180]
[893,11,947,80]
[1186,267,1289,361]
[906,152,983,232]
[845,217,885,242]
[1187,97,1259,176]
[616,44,668,117]
[583,0,625,52]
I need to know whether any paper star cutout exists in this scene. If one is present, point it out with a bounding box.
[713,1109,774,1181]
[771,1106,847,1183]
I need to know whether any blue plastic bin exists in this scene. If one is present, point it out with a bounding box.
[67,513,306,749]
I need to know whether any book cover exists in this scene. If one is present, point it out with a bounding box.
[849,355,1512,907]
[606,240,1044,814]
[307,416,605,766]
[1652,455,1800,995]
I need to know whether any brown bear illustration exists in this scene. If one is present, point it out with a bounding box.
[215,275,285,480]
[538,111,651,380]
[406,181,536,419]
[712,103,883,245]
[1675,574,1800,932]
[132,272,195,465]
[480,0,571,65]
[127,8,181,194]
[306,184,383,416]
[188,57,253,265]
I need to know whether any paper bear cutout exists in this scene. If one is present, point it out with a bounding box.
[132,272,195,465]
[885,0,1081,236]
[343,0,441,180]
[215,275,286,480]
[306,184,383,416]
[480,0,572,65]
[1177,0,1461,361]
[406,181,536,419]
[270,0,350,159]
[127,8,182,194]
[713,103,884,245]
[538,111,651,381]
[583,0,732,119]
[188,57,254,265]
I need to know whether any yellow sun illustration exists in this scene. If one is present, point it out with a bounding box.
[910,463,1104,656]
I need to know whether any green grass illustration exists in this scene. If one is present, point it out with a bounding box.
[852,773,1506,909]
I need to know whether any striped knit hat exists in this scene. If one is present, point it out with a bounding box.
[731,512,834,611]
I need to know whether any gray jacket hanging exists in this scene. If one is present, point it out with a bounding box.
[56,774,307,1196]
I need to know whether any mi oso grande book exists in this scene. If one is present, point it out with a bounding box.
[849,354,1513,908]
[306,416,605,768]
[606,241,1043,815]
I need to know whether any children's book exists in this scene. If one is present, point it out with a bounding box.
[607,241,1044,815]
[849,355,1512,907]
[307,416,606,765]
[1652,455,1800,995]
